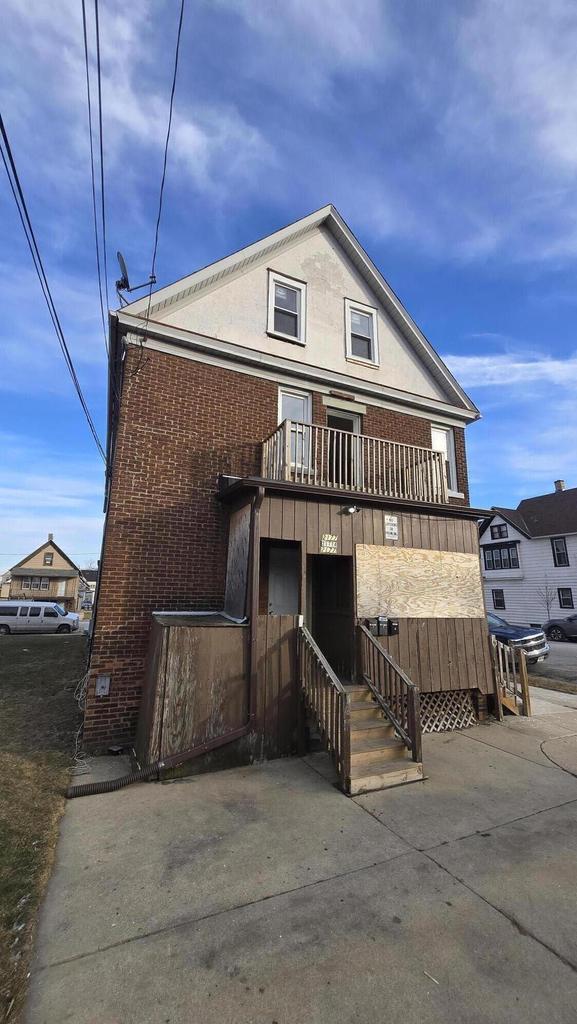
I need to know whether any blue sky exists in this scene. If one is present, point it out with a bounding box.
[1,0,577,572]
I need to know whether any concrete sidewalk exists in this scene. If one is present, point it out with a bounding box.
[26,703,577,1024]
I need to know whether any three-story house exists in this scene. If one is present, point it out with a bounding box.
[86,206,493,793]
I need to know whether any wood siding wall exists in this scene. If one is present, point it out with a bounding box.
[259,495,493,696]
[137,620,249,764]
[255,615,298,758]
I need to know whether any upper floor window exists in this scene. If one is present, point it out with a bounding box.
[491,524,508,539]
[492,589,506,610]
[483,543,519,570]
[559,587,574,609]
[267,272,306,344]
[43,552,53,566]
[345,299,378,364]
[551,537,569,567]
[431,425,458,494]
[22,577,31,589]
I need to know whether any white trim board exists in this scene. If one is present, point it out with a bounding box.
[119,314,477,427]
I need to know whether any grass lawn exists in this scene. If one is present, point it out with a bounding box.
[0,634,85,1021]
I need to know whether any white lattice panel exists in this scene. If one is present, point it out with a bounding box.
[420,691,477,733]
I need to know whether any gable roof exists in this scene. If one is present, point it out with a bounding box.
[10,539,81,575]
[479,486,577,539]
[121,205,479,417]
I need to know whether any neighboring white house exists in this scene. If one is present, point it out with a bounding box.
[479,480,577,626]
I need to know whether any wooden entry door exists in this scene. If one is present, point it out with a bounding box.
[309,554,354,680]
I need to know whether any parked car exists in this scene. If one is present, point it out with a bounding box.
[0,601,80,635]
[487,612,549,663]
[543,614,577,642]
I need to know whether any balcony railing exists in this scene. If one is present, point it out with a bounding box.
[261,419,449,504]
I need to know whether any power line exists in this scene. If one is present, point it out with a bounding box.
[132,0,185,378]
[0,113,106,462]
[81,0,108,355]
[93,0,110,315]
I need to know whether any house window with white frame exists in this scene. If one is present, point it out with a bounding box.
[431,425,458,494]
[267,272,306,344]
[345,299,378,364]
[43,552,53,566]
[278,387,311,467]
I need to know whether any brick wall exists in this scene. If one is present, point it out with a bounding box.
[85,346,471,747]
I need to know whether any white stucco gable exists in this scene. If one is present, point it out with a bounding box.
[121,206,478,417]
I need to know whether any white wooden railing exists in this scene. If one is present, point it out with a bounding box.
[261,419,449,503]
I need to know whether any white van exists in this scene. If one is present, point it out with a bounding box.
[0,601,80,635]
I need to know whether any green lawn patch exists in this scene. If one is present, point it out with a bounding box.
[0,635,85,1021]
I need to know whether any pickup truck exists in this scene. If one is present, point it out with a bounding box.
[487,613,549,664]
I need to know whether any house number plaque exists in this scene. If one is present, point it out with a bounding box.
[320,533,338,554]
[385,515,398,540]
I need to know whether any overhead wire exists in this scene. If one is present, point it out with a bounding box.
[0,113,106,462]
[130,0,185,378]
[81,0,108,355]
[93,0,110,315]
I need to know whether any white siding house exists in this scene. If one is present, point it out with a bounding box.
[479,481,577,627]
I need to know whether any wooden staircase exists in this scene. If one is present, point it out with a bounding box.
[347,683,424,795]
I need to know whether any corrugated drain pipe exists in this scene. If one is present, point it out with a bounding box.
[66,723,251,799]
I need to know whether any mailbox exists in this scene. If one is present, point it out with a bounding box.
[364,616,399,637]
[364,616,388,637]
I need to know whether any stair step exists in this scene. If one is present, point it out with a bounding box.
[351,719,395,741]
[349,701,381,720]
[348,760,424,796]
[344,685,373,702]
[350,736,406,764]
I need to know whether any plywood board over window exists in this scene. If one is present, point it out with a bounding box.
[356,544,485,619]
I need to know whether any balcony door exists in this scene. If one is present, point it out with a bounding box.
[279,388,311,475]
[326,410,362,490]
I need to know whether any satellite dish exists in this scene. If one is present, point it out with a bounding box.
[115,251,156,299]
[116,251,130,291]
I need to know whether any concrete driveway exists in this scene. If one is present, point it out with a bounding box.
[26,692,577,1024]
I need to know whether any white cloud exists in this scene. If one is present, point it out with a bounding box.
[442,351,577,388]
[0,432,104,570]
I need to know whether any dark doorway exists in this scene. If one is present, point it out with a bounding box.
[309,554,354,680]
[326,410,361,489]
[260,540,301,614]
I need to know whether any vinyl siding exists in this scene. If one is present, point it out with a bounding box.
[480,515,577,624]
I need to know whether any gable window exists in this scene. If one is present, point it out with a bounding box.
[491,524,508,539]
[43,552,53,566]
[492,589,506,610]
[345,299,378,365]
[559,587,574,609]
[551,537,569,567]
[483,543,519,571]
[267,272,306,344]
[431,425,458,494]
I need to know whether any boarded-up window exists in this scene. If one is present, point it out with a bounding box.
[356,544,485,619]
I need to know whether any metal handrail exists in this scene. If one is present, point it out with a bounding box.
[358,623,422,762]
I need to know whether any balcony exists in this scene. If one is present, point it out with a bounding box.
[261,419,449,504]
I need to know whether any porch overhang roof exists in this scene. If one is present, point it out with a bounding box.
[218,475,491,521]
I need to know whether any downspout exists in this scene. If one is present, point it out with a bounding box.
[248,486,265,724]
